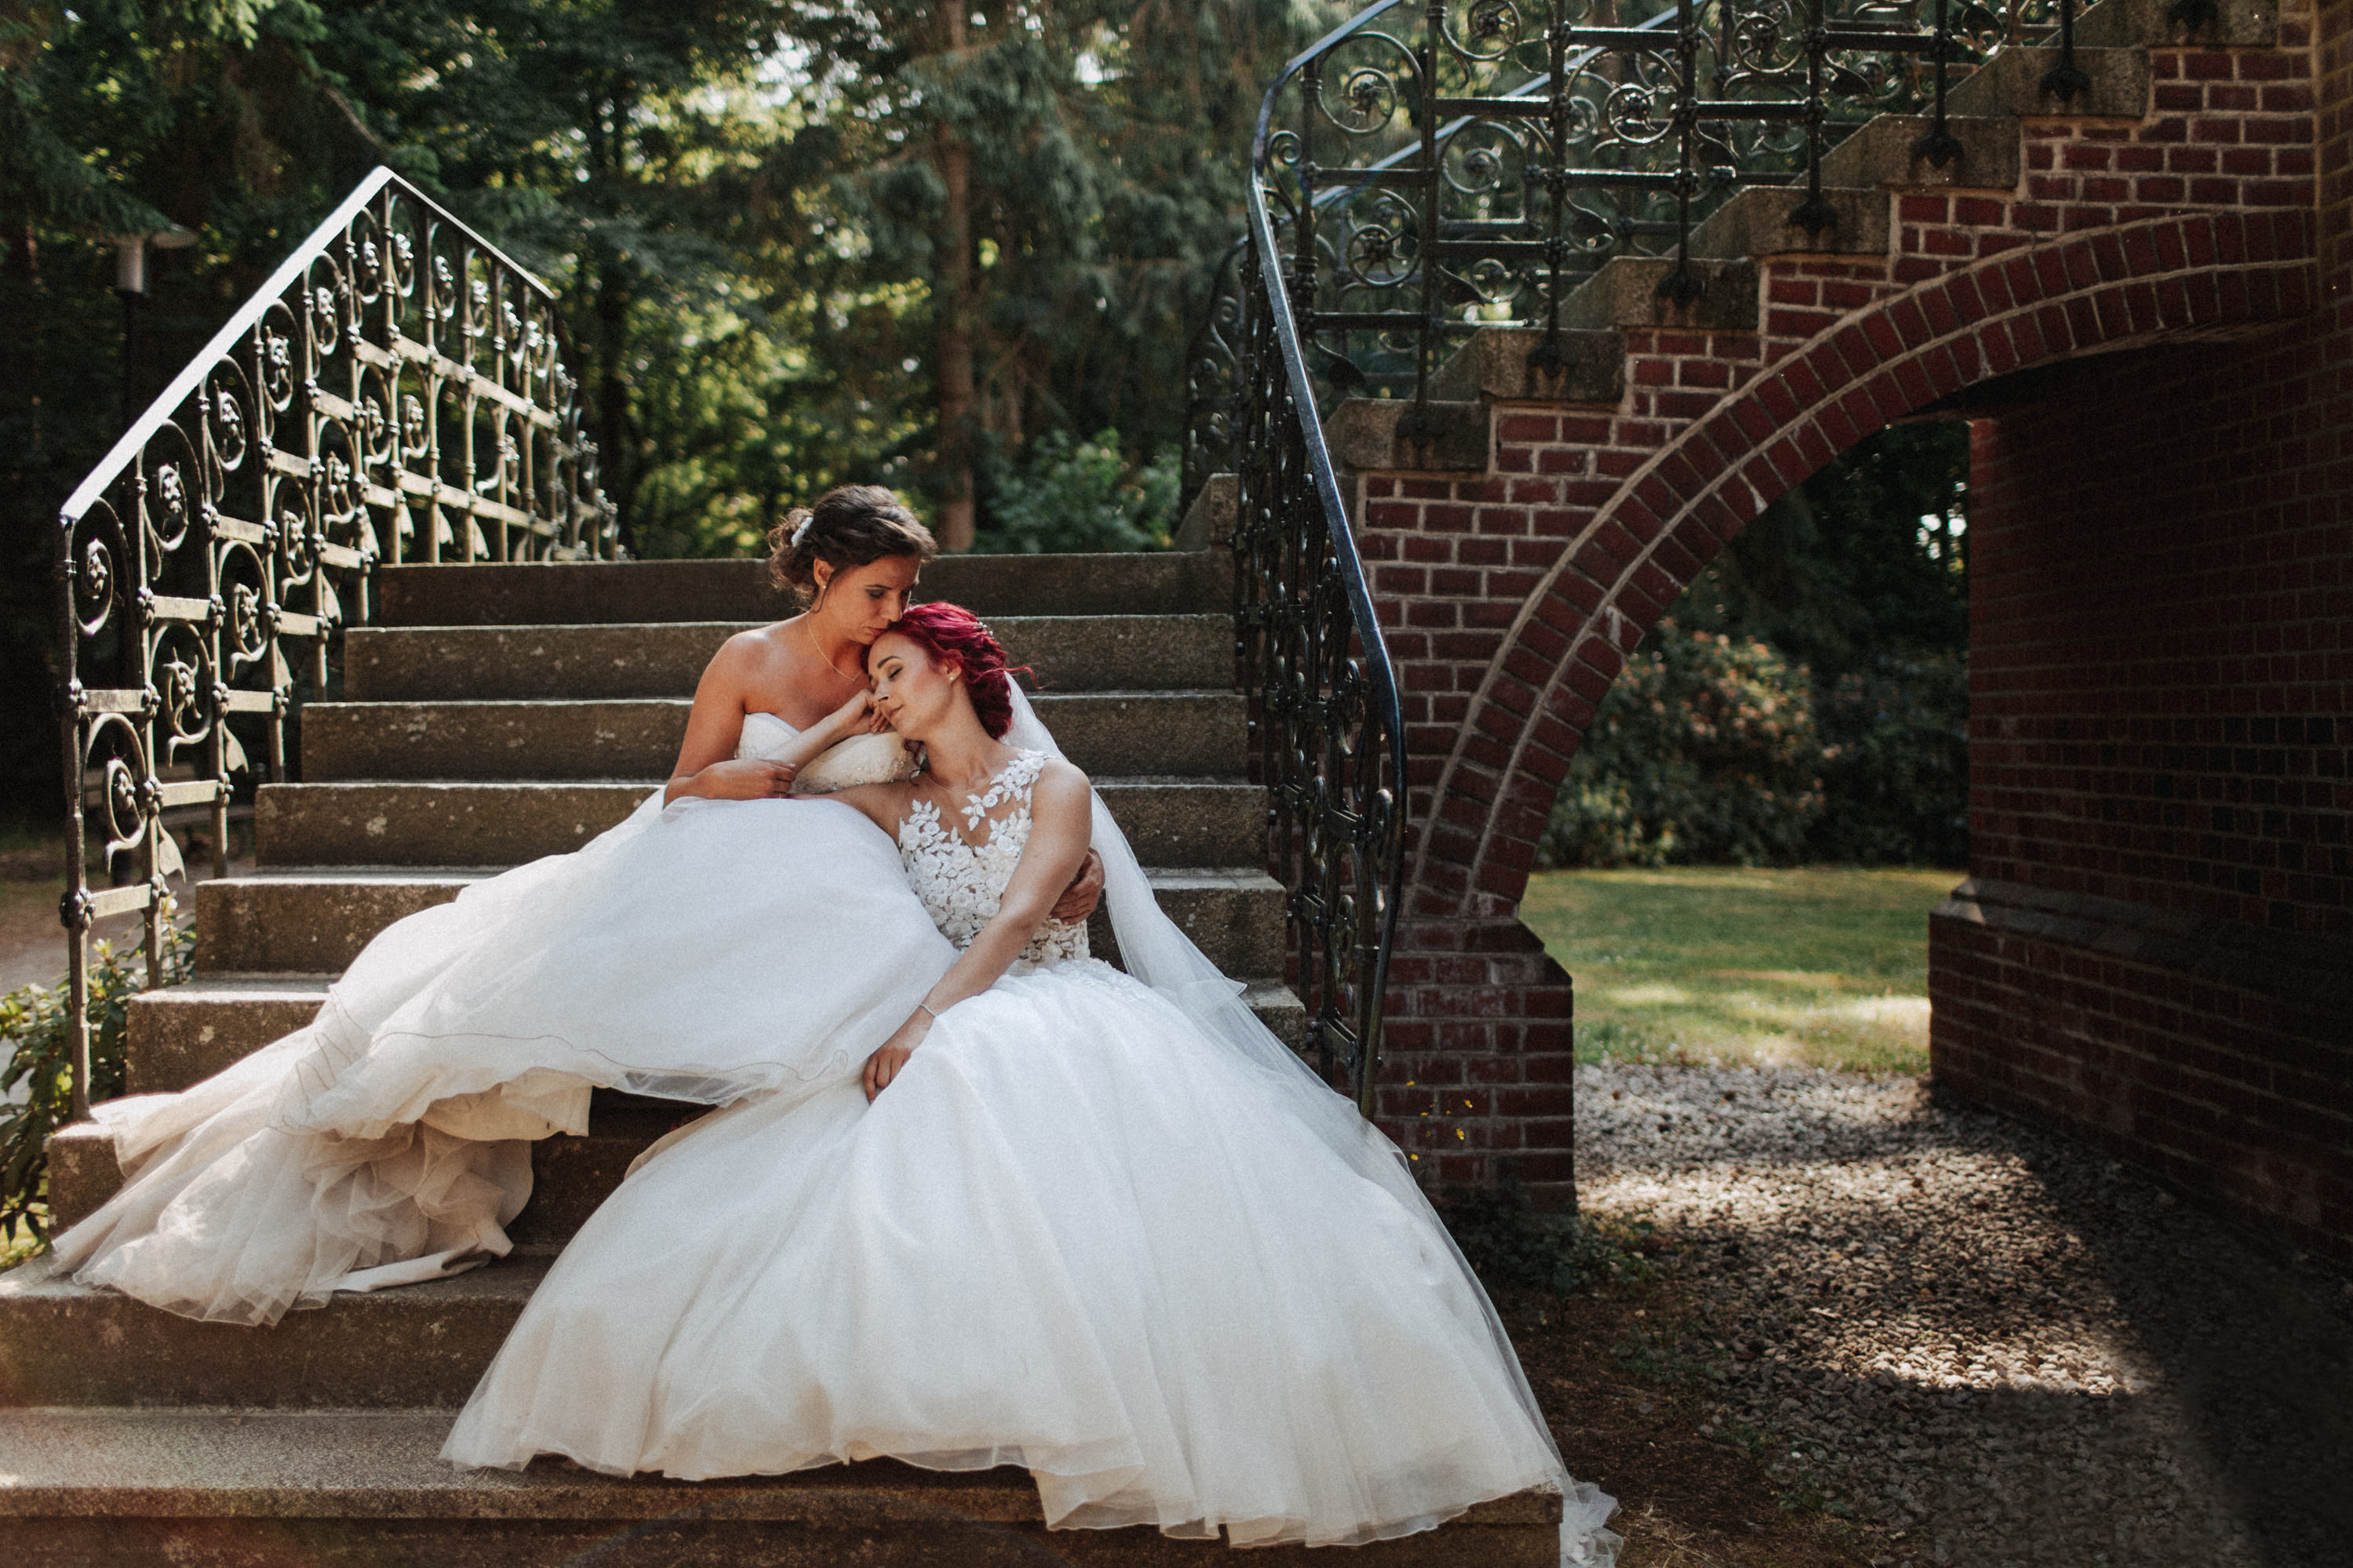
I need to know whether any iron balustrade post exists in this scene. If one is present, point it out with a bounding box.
[1659,0,1708,307]
[1299,54,1324,346]
[1401,0,1446,446]
[1915,0,1966,166]
[1792,0,1841,238]
[1529,17,1575,377]
[2043,0,2090,104]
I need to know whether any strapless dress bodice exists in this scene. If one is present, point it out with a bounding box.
[738,711,921,794]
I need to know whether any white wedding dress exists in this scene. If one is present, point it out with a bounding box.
[34,701,1619,1561]
[36,714,951,1324]
[442,743,1621,1560]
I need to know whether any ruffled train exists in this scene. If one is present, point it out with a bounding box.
[38,791,954,1324]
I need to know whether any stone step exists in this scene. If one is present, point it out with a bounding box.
[1944,43,2153,119]
[1557,256,1761,333]
[376,553,1234,628]
[254,780,1265,871]
[1687,182,1892,262]
[53,973,1306,1235]
[0,1408,1560,1566]
[193,868,1287,988]
[346,613,1236,702]
[2075,0,2276,46]
[125,972,1302,1102]
[123,975,335,1097]
[0,1250,555,1408]
[299,691,1248,782]
[1816,113,2023,193]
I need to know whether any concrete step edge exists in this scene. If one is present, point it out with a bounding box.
[0,1408,1560,1530]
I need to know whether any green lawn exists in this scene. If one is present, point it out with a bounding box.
[1517,867,1961,1074]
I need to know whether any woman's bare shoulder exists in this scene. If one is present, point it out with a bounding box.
[698,621,798,689]
[1033,757,1091,806]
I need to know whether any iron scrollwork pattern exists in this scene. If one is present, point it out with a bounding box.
[1233,170,1411,1119]
[1185,0,2081,478]
[54,166,616,1120]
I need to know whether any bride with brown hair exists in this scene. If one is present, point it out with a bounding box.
[443,602,1622,1563]
[30,485,1101,1324]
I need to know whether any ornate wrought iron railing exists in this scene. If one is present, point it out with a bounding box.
[1233,34,1417,1120]
[54,166,615,1119]
[1189,0,2085,489]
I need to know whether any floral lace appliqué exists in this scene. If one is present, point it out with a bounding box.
[898,749,1089,970]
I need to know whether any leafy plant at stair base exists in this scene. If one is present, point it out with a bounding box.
[1539,620,1826,870]
[1436,1168,1652,1295]
[975,427,1178,554]
[0,928,193,1260]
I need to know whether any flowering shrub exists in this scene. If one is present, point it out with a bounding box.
[1539,620,1825,868]
[1809,653,1969,866]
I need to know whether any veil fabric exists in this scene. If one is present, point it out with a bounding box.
[1000,682,1621,1566]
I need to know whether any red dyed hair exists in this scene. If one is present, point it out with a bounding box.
[883,602,1032,739]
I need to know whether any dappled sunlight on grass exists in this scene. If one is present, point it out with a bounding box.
[1518,866,1959,1074]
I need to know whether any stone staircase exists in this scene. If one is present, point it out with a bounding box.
[1324,0,2281,469]
[2,550,1561,1564]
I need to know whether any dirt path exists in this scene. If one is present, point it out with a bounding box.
[1555,1063,2352,1568]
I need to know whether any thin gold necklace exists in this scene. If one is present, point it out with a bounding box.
[803,616,861,683]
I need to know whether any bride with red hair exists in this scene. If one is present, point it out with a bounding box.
[443,602,1621,1563]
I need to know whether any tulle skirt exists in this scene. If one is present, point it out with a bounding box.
[38,791,955,1325]
[443,959,1620,1559]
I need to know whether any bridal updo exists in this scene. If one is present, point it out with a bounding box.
[767,485,938,604]
[888,602,1032,740]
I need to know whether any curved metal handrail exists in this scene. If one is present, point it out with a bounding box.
[1231,31,1415,1119]
[53,166,616,1127]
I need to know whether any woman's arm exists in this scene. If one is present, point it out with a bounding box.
[665,649,874,805]
[862,761,1092,1099]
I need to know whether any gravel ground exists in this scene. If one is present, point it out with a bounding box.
[1575,1063,2353,1568]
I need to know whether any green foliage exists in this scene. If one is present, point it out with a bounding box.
[1,929,193,1253]
[976,428,1178,554]
[1546,424,1972,870]
[1675,422,1969,683]
[1541,620,1824,869]
[1437,1169,1649,1295]
[1812,653,1969,866]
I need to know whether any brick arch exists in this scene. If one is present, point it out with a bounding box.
[1409,209,2318,921]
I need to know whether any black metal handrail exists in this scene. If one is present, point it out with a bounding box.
[1233,32,1415,1120]
[54,166,616,1119]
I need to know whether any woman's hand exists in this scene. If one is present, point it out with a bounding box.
[824,688,876,740]
[861,1010,932,1101]
[675,758,798,801]
[1050,849,1105,924]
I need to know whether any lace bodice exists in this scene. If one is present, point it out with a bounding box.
[898,748,1088,970]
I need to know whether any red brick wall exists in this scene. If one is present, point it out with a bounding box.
[1351,14,2329,1213]
[1929,0,2353,1267]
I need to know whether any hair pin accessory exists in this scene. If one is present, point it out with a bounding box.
[790,515,813,548]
